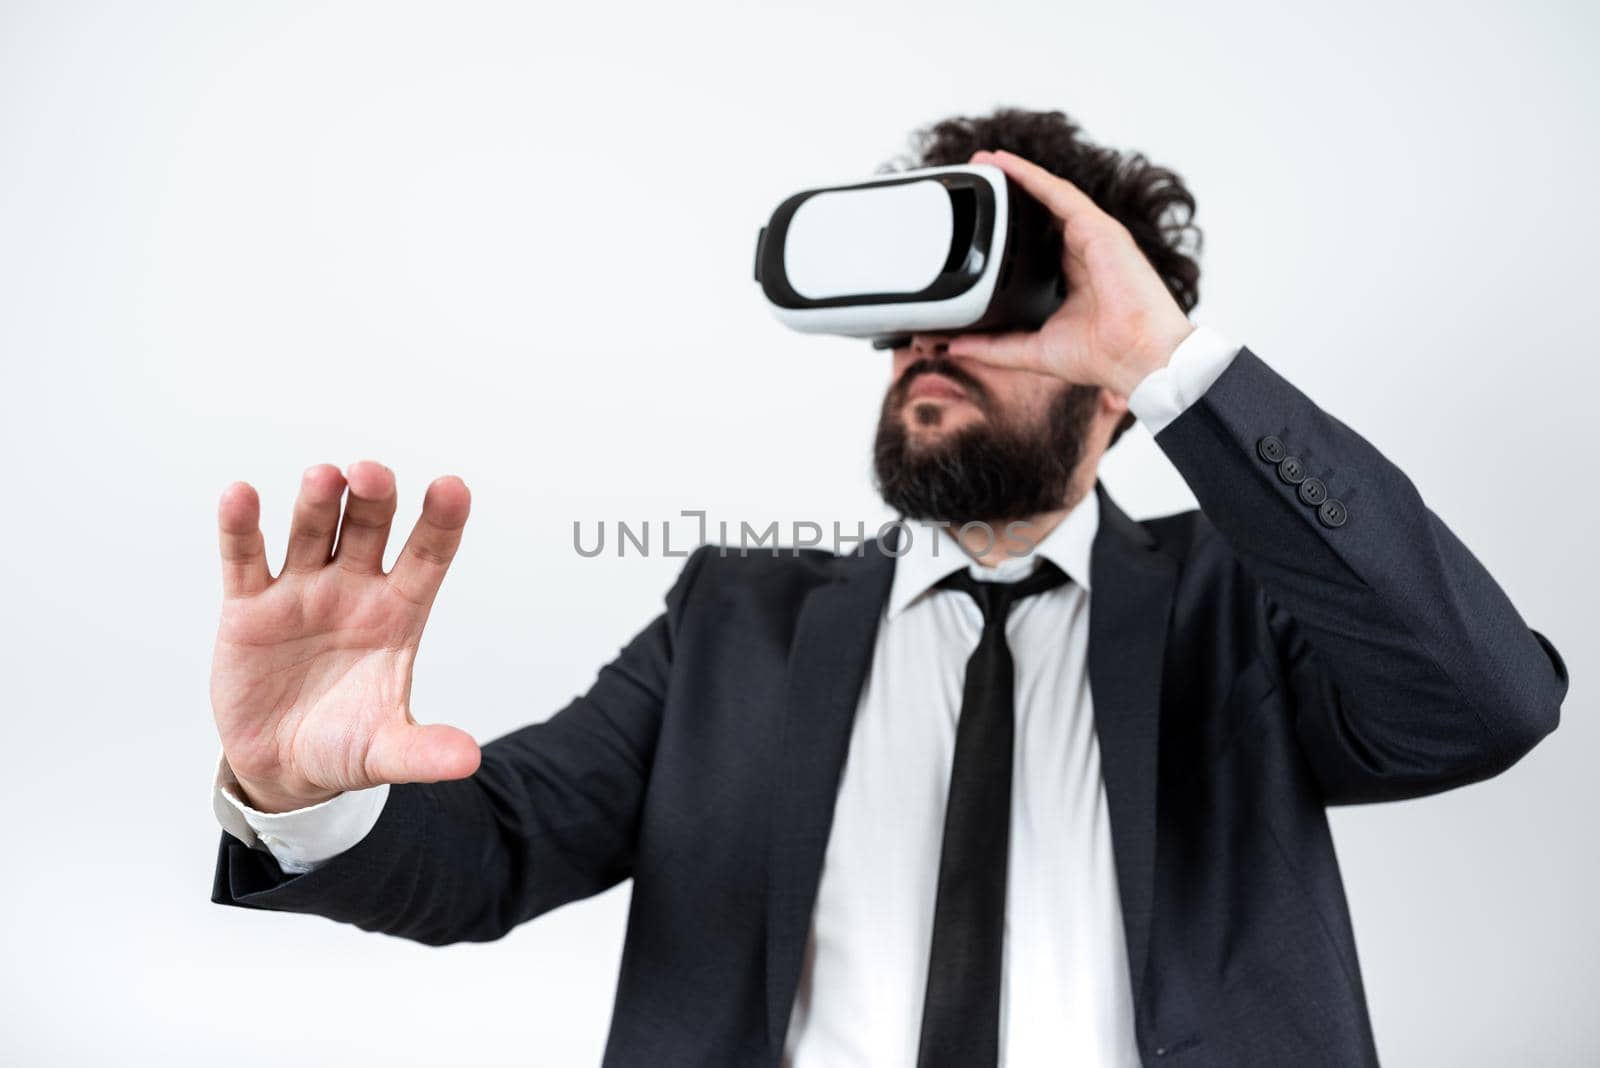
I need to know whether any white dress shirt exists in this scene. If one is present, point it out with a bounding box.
[213,324,1242,1065]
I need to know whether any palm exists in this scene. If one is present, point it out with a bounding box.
[214,570,419,792]
[1035,227,1188,388]
[210,462,479,812]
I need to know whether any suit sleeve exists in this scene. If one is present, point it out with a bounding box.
[210,545,713,944]
[1154,346,1568,805]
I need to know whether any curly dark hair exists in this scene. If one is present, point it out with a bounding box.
[887,107,1204,447]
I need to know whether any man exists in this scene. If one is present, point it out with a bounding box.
[207,110,1568,1066]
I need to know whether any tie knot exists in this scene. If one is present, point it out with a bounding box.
[935,560,1071,625]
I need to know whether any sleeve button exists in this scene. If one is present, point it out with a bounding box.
[1256,435,1286,463]
[1318,498,1347,527]
[1298,477,1327,506]
[1276,456,1306,484]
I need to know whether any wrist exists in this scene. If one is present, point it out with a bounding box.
[229,770,341,814]
[1107,318,1196,397]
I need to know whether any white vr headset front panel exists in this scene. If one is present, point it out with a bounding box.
[783,179,954,300]
[768,164,1010,339]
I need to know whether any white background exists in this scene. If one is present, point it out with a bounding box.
[1,1,1596,1064]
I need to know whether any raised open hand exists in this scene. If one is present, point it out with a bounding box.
[210,461,480,813]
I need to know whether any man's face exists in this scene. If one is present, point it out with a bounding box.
[872,333,1101,524]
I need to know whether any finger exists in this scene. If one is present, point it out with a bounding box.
[973,148,1115,235]
[943,328,1044,372]
[218,481,271,598]
[971,151,1099,296]
[333,460,398,574]
[388,475,471,609]
[282,464,348,573]
[367,720,481,784]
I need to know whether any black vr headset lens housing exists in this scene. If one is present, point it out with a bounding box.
[754,163,1065,349]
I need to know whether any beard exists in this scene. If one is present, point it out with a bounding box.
[872,357,1100,524]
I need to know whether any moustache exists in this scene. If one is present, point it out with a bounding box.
[892,357,990,412]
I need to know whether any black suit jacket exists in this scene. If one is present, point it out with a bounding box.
[213,347,1568,1066]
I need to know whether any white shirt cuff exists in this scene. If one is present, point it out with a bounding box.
[212,751,389,875]
[1125,324,1242,435]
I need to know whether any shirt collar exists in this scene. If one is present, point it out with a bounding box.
[885,489,1099,619]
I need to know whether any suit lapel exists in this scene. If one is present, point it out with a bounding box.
[764,533,897,1054]
[1088,480,1178,1006]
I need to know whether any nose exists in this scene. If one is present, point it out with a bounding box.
[909,333,952,358]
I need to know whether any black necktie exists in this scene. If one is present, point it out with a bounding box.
[916,560,1073,1068]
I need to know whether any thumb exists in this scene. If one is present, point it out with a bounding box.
[367,721,482,785]
[945,328,1043,372]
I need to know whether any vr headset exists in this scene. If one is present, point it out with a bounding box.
[754,163,1065,350]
